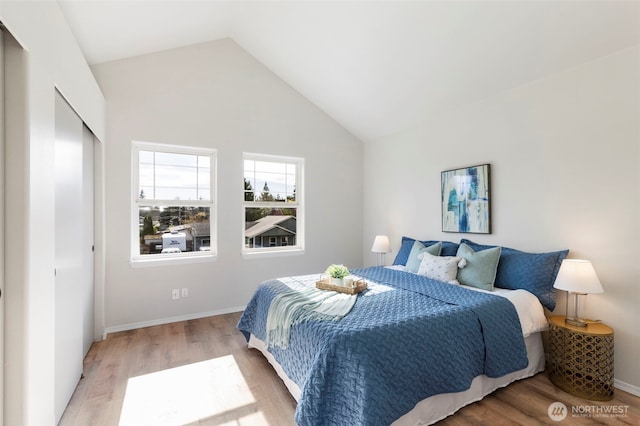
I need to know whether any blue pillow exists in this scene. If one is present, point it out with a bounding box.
[438,240,461,257]
[456,243,501,291]
[461,239,569,310]
[393,236,460,265]
[405,241,442,273]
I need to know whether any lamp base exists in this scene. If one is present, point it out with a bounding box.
[565,317,588,327]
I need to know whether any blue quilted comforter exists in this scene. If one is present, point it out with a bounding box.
[237,267,528,426]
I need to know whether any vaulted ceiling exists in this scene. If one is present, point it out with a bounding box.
[59,1,640,142]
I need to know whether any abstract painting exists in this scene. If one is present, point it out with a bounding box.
[441,164,491,234]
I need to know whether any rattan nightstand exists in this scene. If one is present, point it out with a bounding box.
[547,315,614,401]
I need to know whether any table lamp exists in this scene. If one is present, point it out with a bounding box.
[371,235,391,266]
[553,259,603,327]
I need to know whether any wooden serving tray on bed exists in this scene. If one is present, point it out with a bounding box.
[316,279,367,294]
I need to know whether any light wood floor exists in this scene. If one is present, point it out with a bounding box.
[60,312,640,426]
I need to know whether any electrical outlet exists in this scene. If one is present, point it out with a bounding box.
[181,288,189,298]
[171,289,180,300]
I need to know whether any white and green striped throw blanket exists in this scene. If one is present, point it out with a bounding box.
[265,275,358,349]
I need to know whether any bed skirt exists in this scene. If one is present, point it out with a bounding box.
[247,332,545,425]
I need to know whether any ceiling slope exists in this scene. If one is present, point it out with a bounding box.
[59,1,640,142]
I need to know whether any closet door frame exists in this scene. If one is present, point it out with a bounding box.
[0,26,5,425]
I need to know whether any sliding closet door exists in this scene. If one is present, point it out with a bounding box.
[54,92,84,422]
[54,92,97,422]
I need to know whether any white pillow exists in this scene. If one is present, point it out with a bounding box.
[417,252,466,285]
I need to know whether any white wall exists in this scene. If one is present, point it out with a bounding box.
[363,47,640,392]
[91,39,363,332]
[0,1,106,424]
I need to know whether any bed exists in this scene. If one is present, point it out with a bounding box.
[237,238,568,425]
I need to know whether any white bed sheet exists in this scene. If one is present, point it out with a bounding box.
[471,286,548,337]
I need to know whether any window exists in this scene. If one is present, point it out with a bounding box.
[243,153,303,254]
[132,141,216,263]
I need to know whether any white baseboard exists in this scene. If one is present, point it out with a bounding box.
[615,379,640,397]
[102,305,246,339]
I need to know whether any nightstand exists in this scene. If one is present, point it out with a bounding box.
[547,315,614,401]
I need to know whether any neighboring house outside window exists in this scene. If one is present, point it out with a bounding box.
[132,141,216,264]
[243,153,304,254]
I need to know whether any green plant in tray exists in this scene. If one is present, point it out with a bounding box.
[326,264,350,279]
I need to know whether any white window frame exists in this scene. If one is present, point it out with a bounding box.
[131,141,217,266]
[243,152,304,257]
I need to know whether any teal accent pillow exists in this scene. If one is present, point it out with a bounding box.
[405,241,442,273]
[456,243,501,291]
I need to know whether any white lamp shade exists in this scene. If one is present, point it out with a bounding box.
[553,259,603,294]
[371,235,391,254]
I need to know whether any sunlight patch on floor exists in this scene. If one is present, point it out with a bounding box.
[119,355,257,425]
